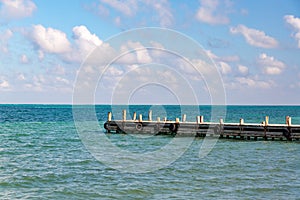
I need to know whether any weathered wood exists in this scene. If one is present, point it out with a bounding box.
[200,116,204,123]
[104,111,300,141]
[148,110,152,121]
[182,114,186,122]
[132,112,136,121]
[107,112,112,122]
[122,110,126,121]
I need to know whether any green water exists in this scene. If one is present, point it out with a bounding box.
[0,105,299,199]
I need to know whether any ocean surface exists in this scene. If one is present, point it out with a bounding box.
[0,105,299,199]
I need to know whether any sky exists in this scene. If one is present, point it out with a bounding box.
[0,0,300,105]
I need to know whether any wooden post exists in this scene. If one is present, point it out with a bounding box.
[240,118,244,125]
[196,116,200,124]
[148,110,152,121]
[220,118,223,124]
[164,117,167,122]
[175,118,180,123]
[107,112,112,122]
[182,114,186,122]
[122,109,126,121]
[132,112,136,121]
[157,117,160,122]
[265,116,269,126]
[286,116,292,126]
[139,114,143,122]
[200,116,204,123]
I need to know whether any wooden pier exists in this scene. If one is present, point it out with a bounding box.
[103,110,300,141]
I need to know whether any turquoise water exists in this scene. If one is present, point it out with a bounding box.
[1,105,300,199]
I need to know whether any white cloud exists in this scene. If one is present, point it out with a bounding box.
[47,65,66,76]
[195,0,230,25]
[72,25,102,46]
[100,0,137,16]
[99,0,173,27]
[238,65,249,75]
[284,15,300,48]
[145,0,173,27]
[30,24,72,54]
[219,61,231,74]
[257,53,285,75]
[106,67,124,76]
[205,50,239,63]
[17,73,26,81]
[230,24,278,48]
[119,41,152,64]
[0,0,36,21]
[20,54,29,64]
[0,79,10,89]
[235,77,274,89]
[28,25,104,63]
[0,29,13,53]
[66,25,103,62]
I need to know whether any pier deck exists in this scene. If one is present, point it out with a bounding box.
[103,111,300,141]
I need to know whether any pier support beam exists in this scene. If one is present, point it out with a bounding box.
[122,110,126,121]
[265,116,269,126]
[196,116,200,124]
[132,112,136,121]
[148,110,152,121]
[139,114,143,122]
[200,116,204,123]
[240,118,244,125]
[286,116,292,126]
[108,112,112,122]
[220,118,224,124]
[182,114,186,122]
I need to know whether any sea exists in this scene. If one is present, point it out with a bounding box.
[0,104,299,199]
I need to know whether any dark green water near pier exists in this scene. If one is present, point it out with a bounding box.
[1,105,299,199]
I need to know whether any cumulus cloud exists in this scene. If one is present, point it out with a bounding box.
[30,24,72,54]
[195,0,230,25]
[219,61,231,74]
[0,79,10,89]
[238,65,249,75]
[0,29,13,53]
[0,0,36,21]
[66,25,103,62]
[205,50,239,63]
[257,53,285,75]
[28,24,104,63]
[284,15,300,48]
[230,24,278,48]
[100,0,137,16]
[119,41,152,64]
[99,0,173,27]
[145,0,173,27]
[235,77,274,89]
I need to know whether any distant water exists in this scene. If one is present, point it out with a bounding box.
[1,105,299,199]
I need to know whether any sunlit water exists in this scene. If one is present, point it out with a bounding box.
[0,105,299,199]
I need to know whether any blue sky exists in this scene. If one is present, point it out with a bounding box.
[0,0,299,104]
